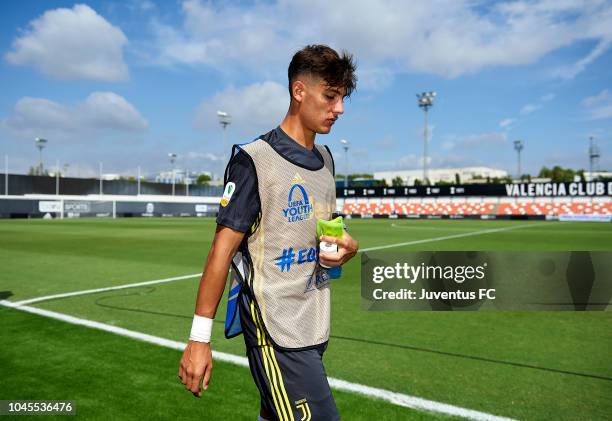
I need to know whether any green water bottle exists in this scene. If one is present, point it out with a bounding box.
[317,216,344,279]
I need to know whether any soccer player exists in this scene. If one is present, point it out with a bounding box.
[178,44,359,421]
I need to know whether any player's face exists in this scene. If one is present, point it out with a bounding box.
[301,79,346,134]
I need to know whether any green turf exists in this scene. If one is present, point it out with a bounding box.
[0,306,440,420]
[1,217,611,420]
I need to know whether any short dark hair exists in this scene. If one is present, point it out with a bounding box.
[288,44,357,98]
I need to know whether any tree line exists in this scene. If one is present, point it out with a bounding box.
[335,165,608,187]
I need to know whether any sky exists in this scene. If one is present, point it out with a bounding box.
[0,0,611,180]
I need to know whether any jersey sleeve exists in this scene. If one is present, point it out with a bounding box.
[216,150,261,233]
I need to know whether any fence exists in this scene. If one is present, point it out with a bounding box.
[0,195,220,219]
[0,173,223,197]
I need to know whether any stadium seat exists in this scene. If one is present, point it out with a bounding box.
[343,200,612,216]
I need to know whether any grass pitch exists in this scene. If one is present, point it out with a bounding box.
[1,218,611,420]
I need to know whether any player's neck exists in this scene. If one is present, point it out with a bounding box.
[280,115,316,151]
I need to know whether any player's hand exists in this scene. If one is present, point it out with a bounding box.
[319,230,359,267]
[178,340,213,398]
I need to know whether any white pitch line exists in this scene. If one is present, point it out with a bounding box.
[12,272,202,306]
[10,224,542,306]
[0,300,516,421]
[328,378,514,421]
[361,223,542,252]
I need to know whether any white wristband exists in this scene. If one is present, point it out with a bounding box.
[189,314,213,343]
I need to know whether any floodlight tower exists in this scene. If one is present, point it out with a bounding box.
[168,153,177,196]
[99,162,103,195]
[588,136,600,181]
[4,155,8,196]
[217,111,231,164]
[416,92,436,185]
[513,140,524,180]
[340,139,349,187]
[35,137,47,174]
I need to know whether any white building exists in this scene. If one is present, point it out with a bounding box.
[101,173,122,181]
[156,169,193,184]
[155,170,219,185]
[585,171,612,181]
[374,167,508,185]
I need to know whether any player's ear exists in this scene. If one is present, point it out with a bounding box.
[292,80,306,103]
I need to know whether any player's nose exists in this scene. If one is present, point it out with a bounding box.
[332,98,344,116]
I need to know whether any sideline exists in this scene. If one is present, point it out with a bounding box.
[12,273,202,306]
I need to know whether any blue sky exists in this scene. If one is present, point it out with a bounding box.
[1,0,611,179]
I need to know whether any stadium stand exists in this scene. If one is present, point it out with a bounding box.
[2,179,610,219]
[341,197,612,217]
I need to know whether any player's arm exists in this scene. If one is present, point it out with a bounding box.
[178,147,259,398]
[178,225,245,398]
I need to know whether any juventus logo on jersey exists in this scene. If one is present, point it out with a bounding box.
[295,399,311,421]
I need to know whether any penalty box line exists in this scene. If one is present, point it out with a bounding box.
[0,299,516,421]
[361,222,544,252]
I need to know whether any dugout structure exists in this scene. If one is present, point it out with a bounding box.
[0,194,220,219]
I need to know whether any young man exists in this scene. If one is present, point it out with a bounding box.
[178,44,358,421]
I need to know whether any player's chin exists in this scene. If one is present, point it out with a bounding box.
[316,124,333,134]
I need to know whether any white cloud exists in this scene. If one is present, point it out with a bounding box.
[5,4,128,81]
[194,81,288,137]
[541,93,556,102]
[502,92,556,128]
[2,92,148,139]
[587,106,612,120]
[148,0,295,71]
[520,103,541,115]
[145,0,612,81]
[132,0,155,12]
[82,92,148,131]
[554,39,612,80]
[582,89,612,120]
[582,89,609,107]
[185,151,224,162]
[358,67,395,92]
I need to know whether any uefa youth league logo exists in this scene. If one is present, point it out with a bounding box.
[221,182,235,207]
[283,173,314,223]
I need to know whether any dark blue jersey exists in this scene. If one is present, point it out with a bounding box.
[216,126,334,233]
